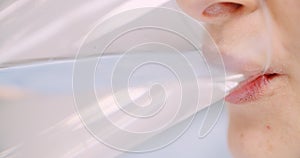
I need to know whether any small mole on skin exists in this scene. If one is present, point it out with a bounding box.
[240,133,244,138]
[266,125,271,130]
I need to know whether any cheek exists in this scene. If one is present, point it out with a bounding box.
[267,0,300,59]
[267,0,300,37]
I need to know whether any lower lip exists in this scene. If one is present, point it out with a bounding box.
[225,74,278,104]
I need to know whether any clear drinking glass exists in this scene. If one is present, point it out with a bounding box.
[0,0,272,157]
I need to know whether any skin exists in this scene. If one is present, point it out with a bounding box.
[176,0,300,157]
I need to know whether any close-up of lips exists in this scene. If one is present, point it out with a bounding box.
[225,70,284,104]
[2,0,300,158]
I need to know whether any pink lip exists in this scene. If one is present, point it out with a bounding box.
[225,73,279,104]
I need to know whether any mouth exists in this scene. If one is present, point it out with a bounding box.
[225,72,281,104]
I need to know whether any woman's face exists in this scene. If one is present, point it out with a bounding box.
[177,0,300,157]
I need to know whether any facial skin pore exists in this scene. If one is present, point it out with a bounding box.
[177,0,300,157]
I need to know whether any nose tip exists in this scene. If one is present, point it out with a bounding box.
[177,0,258,23]
[202,2,242,18]
[177,0,266,77]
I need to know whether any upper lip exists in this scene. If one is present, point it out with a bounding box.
[233,72,279,90]
[225,70,282,104]
[219,49,285,81]
[227,67,283,95]
[202,43,285,84]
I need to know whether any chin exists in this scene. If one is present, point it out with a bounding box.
[226,75,300,158]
